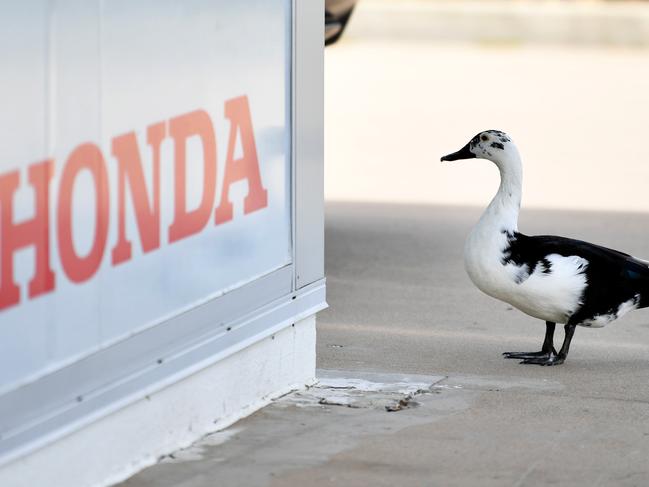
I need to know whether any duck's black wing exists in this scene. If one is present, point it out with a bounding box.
[504,232,649,323]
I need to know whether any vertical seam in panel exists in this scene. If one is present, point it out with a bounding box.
[45,0,55,364]
[97,0,105,348]
[291,0,298,293]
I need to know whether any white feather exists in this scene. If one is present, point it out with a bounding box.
[462,134,587,324]
[465,227,587,324]
[580,295,640,328]
[455,130,644,330]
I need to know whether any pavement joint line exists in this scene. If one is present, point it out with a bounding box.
[273,369,455,412]
[307,370,632,411]
[512,458,542,487]
[320,322,649,351]
[438,384,649,406]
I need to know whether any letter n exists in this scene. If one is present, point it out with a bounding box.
[0,160,55,310]
[215,96,268,225]
[111,122,166,265]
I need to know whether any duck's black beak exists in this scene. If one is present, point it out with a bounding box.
[441,142,476,162]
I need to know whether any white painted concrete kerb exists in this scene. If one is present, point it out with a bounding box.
[0,316,317,487]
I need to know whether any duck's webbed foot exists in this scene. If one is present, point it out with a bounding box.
[519,354,564,366]
[503,321,557,361]
[502,350,556,360]
[513,323,577,367]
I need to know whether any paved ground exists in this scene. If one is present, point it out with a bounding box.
[317,203,649,486]
[122,203,649,487]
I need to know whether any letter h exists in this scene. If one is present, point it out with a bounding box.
[0,160,55,310]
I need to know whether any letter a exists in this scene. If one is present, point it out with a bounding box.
[215,96,268,224]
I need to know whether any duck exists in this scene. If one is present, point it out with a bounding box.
[441,130,649,366]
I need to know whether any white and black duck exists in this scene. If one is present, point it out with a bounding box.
[441,130,649,366]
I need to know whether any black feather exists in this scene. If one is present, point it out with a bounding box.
[502,232,649,324]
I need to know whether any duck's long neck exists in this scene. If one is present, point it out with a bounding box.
[480,154,523,233]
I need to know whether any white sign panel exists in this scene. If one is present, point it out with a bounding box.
[0,0,292,392]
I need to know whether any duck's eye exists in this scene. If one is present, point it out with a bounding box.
[481,135,489,142]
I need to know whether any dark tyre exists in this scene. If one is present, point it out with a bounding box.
[325,7,355,46]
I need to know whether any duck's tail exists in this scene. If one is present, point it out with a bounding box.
[629,256,649,309]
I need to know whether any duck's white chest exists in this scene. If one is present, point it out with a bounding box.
[463,226,511,297]
[463,226,586,324]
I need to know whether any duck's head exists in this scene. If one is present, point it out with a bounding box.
[441,130,518,165]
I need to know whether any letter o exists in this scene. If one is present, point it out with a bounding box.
[57,143,109,283]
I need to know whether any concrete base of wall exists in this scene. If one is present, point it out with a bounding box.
[0,316,316,487]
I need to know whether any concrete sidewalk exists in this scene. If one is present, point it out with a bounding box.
[120,203,649,486]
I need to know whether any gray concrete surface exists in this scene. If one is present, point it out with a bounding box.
[121,203,649,487]
[119,3,649,485]
[318,203,649,382]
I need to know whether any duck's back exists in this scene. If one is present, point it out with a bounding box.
[507,233,649,325]
[464,229,649,326]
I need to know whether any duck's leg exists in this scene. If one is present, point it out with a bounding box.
[502,321,557,359]
[520,323,577,366]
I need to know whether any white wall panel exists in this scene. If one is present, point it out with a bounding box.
[0,0,292,391]
[0,1,325,475]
